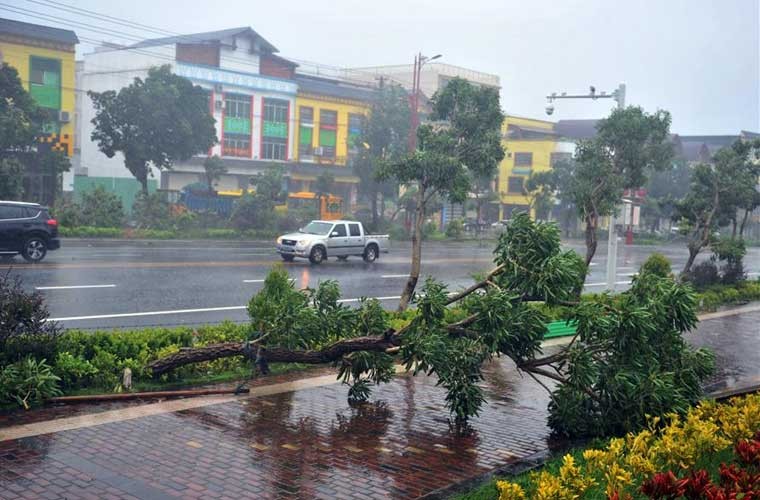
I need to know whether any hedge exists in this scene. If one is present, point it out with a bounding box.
[59,226,279,240]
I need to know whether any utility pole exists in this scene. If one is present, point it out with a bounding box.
[545,83,626,291]
[407,52,442,152]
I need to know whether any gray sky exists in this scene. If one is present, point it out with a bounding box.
[5,0,759,134]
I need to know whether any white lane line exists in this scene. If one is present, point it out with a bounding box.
[618,272,636,277]
[36,284,117,291]
[381,274,409,279]
[338,296,401,304]
[49,305,247,322]
[585,280,632,287]
[243,278,295,283]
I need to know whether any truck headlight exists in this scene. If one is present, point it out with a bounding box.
[276,236,283,244]
[297,239,308,246]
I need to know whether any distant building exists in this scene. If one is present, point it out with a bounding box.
[0,17,78,204]
[75,27,375,211]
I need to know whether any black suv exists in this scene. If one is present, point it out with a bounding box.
[0,201,60,263]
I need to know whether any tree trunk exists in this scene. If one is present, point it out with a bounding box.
[398,187,425,311]
[380,194,386,222]
[682,245,700,276]
[371,191,379,228]
[739,209,751,239]
[584,213,598,266]
[149,336,399,376]
[731,218,738,239]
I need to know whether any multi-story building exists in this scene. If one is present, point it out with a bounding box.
[497,115,573,220]
[75,27,375,211]
[0,18,78,203]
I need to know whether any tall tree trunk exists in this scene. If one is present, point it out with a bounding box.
[398,187,425,312]
[380,194,386,223]
[682,244,700,276]
[371,191,379,228]
[682,189,720,275]
[584,212,598,266]
[739,209,751,239]
[731,218,737,239]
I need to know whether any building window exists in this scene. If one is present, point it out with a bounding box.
[550,152,572,166]
[319,110,337,159]
[347,113,363,153]
[262,98,289,160]
[223,134,250,158]
[298,106,314,158]
[514,152,533,167]
[29,56,61,133]
[507,176,524,194]
[224,93,251,137]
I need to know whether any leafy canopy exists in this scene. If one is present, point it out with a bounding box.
[89,65,217,193]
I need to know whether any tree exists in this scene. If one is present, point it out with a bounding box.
[526,158,578,232]
[532,107,672,266]
[89,65,217,195]
[314,171,335,215]
[149,215,712,437]
[640,158,691,233]
[249,164,285,204]
[379,78,505,310]
[674,139,760,275]
[352,83,410,227]
[231,165,285,231]
[0,63,63,201]
[202,155,227,193]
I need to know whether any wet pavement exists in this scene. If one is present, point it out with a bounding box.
[0,309,758,499]
[1,238,757,330]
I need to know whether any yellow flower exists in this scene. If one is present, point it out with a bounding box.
[496,481,525,500]
[604,462,632,498]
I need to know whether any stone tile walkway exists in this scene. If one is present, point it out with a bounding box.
[1,308,759,499]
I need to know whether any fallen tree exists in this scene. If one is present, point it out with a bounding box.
[148,214,714,438]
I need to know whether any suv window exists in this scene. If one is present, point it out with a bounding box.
[349,223,361,237]
[25,207,41,218]
[0,206,28,220]
[331,223,347,237]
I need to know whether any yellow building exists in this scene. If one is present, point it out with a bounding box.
[291,75,373,208]
[497,115,571,220]
[0,18,78,157]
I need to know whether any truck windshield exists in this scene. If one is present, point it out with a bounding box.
[300,221,334,235]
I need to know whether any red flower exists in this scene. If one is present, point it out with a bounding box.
[682,470,711,499]
[641,471,682,499]
[735,438,760,466]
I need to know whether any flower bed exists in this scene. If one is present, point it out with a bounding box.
[461,392,760,499]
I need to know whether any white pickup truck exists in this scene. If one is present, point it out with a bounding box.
[276,220,390,264]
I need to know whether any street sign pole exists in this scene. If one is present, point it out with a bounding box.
[605,83,626,290]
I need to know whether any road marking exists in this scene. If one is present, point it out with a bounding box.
[49,305,247,322]
[36,284,117,291]
[243,278,295,283]
[382,274,409,279]
[617,272,636,277]
[338,296,401,304]
[584,280,632,287]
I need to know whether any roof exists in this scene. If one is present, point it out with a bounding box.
[555,119,600,140]
[506,124,558,140]
[129,26,277,53]
[679,141,711,162]
[295,75,376,103]
[0,17,78,45]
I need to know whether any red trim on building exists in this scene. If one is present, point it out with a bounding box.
[248,94,254,158]
[220,92,225,157]
[208,89,214,156]
[259,96,265,160]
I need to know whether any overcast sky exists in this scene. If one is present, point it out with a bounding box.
[5,0,759,135]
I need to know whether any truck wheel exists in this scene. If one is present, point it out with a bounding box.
[363,244,378,263]
[309,246,326,265]
[281,254,294,262]
[22,237,47,263]
[337,256,348,261]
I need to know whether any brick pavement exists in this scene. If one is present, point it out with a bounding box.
[1,309,759,499]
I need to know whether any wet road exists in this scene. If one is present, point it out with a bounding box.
[1,238,758,330]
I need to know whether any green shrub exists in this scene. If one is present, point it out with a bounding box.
[59,226,123,238]
[230,192,276,231]
[422,220,439,239]
[697,290,721,311]
[0,357,61,409]
[719,287,740,304]
[79,185,125,227]
[54,352,98,389]
[639,252,672,278]
[445,219,465,240]
[53,199,84,227]
[0,273,61,365]
[686,261,720,289]
[388,223,409,241]
[132,192,172,230]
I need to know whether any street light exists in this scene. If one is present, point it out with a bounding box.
[408,52,443,151]
[544,83,626,291]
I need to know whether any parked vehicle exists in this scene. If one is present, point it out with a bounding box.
[0,201,60,263]
[276,220,389,264]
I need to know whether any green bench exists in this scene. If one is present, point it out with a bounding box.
[544,320,577,339]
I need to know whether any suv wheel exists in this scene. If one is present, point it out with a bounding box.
[363,244,378,263]
[309,246,325,265]
[22,237,47,263]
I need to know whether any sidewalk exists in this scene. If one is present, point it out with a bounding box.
[1,308,759,499]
